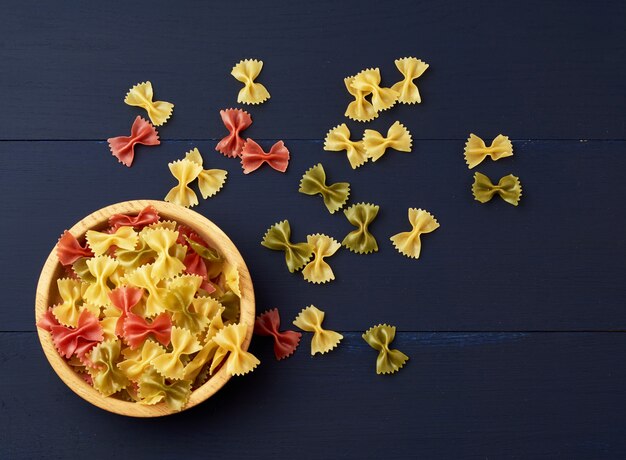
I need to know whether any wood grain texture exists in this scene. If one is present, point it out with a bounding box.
[3,331,626,459]
[0,0,624,140]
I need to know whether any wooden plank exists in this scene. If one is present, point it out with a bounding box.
[3,331,626,458]
[2,139,625,331]
[0,0,624,140]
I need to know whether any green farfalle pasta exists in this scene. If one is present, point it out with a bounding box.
[472,172,522,206]
[341,203,379,254]
[362,324,409,375]
[138,368,192,411]
[261,220,313,272]
[89,339,129,396]
[298,163,350,214]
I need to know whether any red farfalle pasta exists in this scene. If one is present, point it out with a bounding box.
[107,116,160,167]
[36,308,60,331]
[177,225,216,293]
[49,310,104,359]
[57,231,94,266]
[109,205,160,230]
[215,109,252,158]
[108,286,143,336]
[254,308,302,360]
[240,139,290,174]
[123,313,172,349]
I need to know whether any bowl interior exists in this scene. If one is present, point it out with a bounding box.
[35,200,255,417]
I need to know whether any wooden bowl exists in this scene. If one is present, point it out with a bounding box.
[35,200,255,417]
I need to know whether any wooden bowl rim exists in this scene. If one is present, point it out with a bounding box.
[35,199,255,417]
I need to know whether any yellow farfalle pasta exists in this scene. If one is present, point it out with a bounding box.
[344,76,378,122]
[222,261,241,298]
[164,159,203,208]
[184,148,228,199]
[302,234,341,284]
[350,68,399,112]
[261,220,313,273]
[323,123,368,169]
[124,264,171,317]
[231,59,270,105]
[362,324,409,374]
[391,57,429,104]
[165,275,207,333]
[141,228,186,280]
[124,81,174,126]
[138,368,192,411]
[151,326,202,380]
[85,226,138,257]
[472,172,522,206]
[83,255,119,307]
[464,134,513,169]
[293,305,343,355]
[89,340,129,396]
[342,203,379,254]
[298,163,350,214]
[100,316,119,340]
[51,278,95,327]
[363,121,412,162]
[118,340,166,381]
[212,323,259,376]
[390,208,440,259]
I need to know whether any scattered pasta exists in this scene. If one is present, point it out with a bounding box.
[185,148,228,199]
[240,139,290,174]
[231,59,270,104]
[350,68,399,112]
[344,75,378,122]
[464,134,513,169]
[391,57,429,104]
[298,163,350,214]
[302,234,341,284]
[323,123,368,169]
[362,324,409,374]
[342,203,380,254]
[390,208,440,259]
[215,108,252,157]
[107,116,160,167]
[261,220,313,273]
[472,172,522,206]
[254,309,302,360]
[124,81,174,126]
[293,305,343,355]
[363,121,412,162]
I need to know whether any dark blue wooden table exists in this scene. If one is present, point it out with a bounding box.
[1,1,625,458]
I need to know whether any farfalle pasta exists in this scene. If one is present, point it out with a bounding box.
[363,121,412,162]
[231,59,270,104]
[323,123,368,169]
[302,234,341,284]
[298,163,350,214]
[107,116,160,167]
[185,148,228,199]
[391,57,429,104]
[362,324,409,374]
[240,139,290,174]
[37,210,257,412]
[293,305,343,355]
[472,172,522,206]
[350,68,399,112]
[464,134,513,169]
[254,309,302,360]
[261,220,313,273]
[215,109,252,157]
[344,75,378,122]
[124,81,174,126]
[342,203,380,254]
[390,208,440,259]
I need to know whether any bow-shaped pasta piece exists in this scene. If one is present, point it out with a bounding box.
[138,368,191,411]
[115,237,156,271]
[215,108,252,157]
[37,308,60,332]
[123,312,172,349]
[212,323,260,375]
[83,255,119,307]
[89,340,129,396]
[362,324,409,374]
[363,121,412,162]
[261,220,313,273]
[164,158,203,208]
[342,203,379,254]
[472,172,522,206]
[124,81,174,126]
[51,278,92,327]
[109,205,159,230]
[151,326,202,379]
[231,59,270,104]
[165,275,209,333]
[57,230,93,266]
[390,208,440,259]
[86,226,139,256]
[302,234,341,284]
[48,309,103,359]
[293,305,343,355]
[391,57,429,104]
[464,134,513,169]
[344,76,378,122]
[298,163,350,214]
[141,228,186,280]
[107,116,160,167]
[183,304,225,381]
[184,148,228,199]
[240,139,290,174]
[350,68,399,112]
[323,123,368,169]
[118,340,166,381]
[254,309,302,360]
[222,261,241,298]
[124,264,171,317]
[107,286,143,336]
